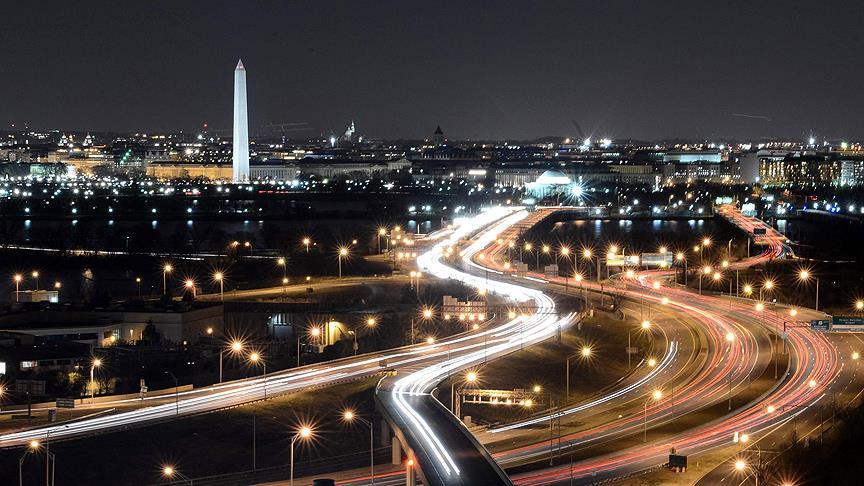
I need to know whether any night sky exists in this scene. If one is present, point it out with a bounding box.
[3,0,863,141]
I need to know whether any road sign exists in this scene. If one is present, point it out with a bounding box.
[810,319,830,331]
[641,252,673,268]
[14,379,45,396]
[606,255,626,267]
[56,398,76,409]
[831,315,864,331]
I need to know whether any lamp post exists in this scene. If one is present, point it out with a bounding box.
[343,410,375,484]
[676,252,686,285]
[14,274,22,302]
[559,246,571,288]
[302,237,311,253]
[338,247,349,279]
[541,244,551,271]
[565,346,591,401]
[698,265,711,295]
[19,440,48,486]
[290,426,313,486]
[89,358,102,403]
[582,248,600,282]
[135,277,142,300]
[644,389,663,442]
[798,270,819,311]
[162,465,192,486]
[244,241,252,256]
[184,279,196,298]
[452,370,478,418]
[162,264,172,295]
[378,227,386,253]
[214,272,224,302]
[163,370,180,416]
[31,271,40,291]
[220,340,243,383]
[277,257,287,282]
[760,279,774,301]
[249,352,267,399]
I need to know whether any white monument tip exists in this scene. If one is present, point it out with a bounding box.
[236,59,245,70]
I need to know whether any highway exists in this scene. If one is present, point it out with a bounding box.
[3,205,860,486]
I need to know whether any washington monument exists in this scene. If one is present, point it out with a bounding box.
[232,59,249,182]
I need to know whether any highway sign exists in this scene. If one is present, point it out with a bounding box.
[642,252,673,267]
[56,398,76,409]
[831,315,864,331]
[810,320,830,331]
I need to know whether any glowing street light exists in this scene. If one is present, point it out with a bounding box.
[184,278,196,298]
[302,237,311,253]
[218,339,244,383]
[213,272,224,301]
[342,409,375,484]
[248,351,267,399]
[337,247,349,279]
[290,426,314,486]
[857,300,864,312]
[161,465,191,484]
[162,264,173,295]
[798,269,819,311]
[13,274,22,302]
[90,357,103,402]
[31,270,40,291]
[644,389,663,441]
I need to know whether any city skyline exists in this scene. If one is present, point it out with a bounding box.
[2,1,863,141]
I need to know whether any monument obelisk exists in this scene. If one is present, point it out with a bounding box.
[232,59,250,182]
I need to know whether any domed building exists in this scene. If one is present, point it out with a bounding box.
[526,169,581,199]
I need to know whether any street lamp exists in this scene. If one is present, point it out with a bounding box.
[249,351,267,399]
[19,439,52,486]
[377,227,387,253]
[31,270,40,291]
[302,237,311,253]
[761,279,775,300]
[90,357,102,402]
[338,247,349,279]
[565,346,592,400]
[135,277,142,299]
[277,257,287,282]
[162,264,173,295]
[213,272,224,301]
[798,269,819,311]
[342,409,375,484]
[13,274,22,302]
[452,370,479,417]
[219,339,244,383]
[184,278,196,298]
[243,241,252,255]
[644,389,663,441]
[162,465,192,485]
[290,426,314,486]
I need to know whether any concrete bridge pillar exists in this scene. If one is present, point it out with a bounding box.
[379,419,391,446]
[391,435,403,465]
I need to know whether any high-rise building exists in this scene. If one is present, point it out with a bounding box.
[232,59,249,182]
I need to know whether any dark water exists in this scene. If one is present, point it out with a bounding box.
[545,218,738,254]
[0,218,438,253]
